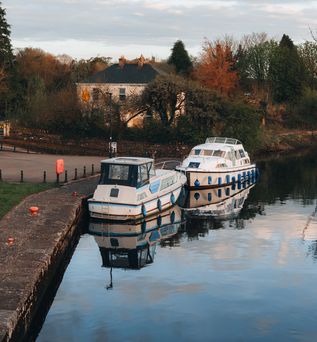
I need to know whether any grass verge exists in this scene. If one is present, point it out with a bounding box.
[0,182,55,219]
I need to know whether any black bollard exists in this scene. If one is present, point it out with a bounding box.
[20,170,24,183]
[64,170,68,183]
[0,169,2,181]
[43,171,46,183]
[74,168,78,180]
[91,164,94,176]
[13,146,16,152]
[83,166,86,178]
[56,173,60,185]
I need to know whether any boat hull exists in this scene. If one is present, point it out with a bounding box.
[179,164,257,189]
[88,183,184,221]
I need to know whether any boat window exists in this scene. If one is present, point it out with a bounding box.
[147,162,156,177]
[235,150,241,159]
[213,150,225,157]
[202,150,214,156]
[99,163,138,187]
[109,164,129,181]
[190,149,201,156]
[239,149,245,158]
[137,164,149,188]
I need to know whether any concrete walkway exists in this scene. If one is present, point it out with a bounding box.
[0,151,103,183]
[0,177,99,341]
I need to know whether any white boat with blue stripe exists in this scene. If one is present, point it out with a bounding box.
[88,157,187,221]
[176,137,258,189]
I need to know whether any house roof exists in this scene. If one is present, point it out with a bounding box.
[82,63,161,84]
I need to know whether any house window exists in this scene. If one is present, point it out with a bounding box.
[92,88,100,102]
[119,88,126,101]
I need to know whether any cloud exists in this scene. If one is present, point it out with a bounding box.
[2,0,317,59]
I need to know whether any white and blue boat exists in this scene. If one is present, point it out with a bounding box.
[88,157,186,221]
[176,137,257,189]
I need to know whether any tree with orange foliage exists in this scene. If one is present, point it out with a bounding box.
[194,40,238,96]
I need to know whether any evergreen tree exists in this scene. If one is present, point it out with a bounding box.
[269,34,304,103]
[168,40,192,76]
[0,2,13,69]
[0,2,13,118]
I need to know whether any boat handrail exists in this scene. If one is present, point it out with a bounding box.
[155,159,181,170]
[205,137,242,145]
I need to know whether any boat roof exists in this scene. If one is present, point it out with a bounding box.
[101,157,153,165]
[205,137,242,145]
[193,142,243,151]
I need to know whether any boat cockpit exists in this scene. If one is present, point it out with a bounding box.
[99,158,156,188]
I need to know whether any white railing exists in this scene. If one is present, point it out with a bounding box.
[154,159,181,170]
[205,137,242,145]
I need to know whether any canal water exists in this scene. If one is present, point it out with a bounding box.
[37,152,317,342]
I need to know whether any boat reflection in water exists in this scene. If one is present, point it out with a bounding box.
[183,180,256,220]
[88,205,183,271]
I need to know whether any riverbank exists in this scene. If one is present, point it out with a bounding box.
[2,128,317,160]
[0,183,55,219]
[0,177,98,341]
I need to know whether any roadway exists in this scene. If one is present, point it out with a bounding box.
[0,151,103,183]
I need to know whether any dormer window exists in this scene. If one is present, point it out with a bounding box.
[119,88,126,101]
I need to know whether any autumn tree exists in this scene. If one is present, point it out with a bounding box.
[16,48,72,91]
[269,34,304,103]
[141,75,186,126]
[168,40,193,76]
[194,39,238,96]
[71,56,111,83]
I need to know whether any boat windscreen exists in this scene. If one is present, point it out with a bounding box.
[99,163,138,187]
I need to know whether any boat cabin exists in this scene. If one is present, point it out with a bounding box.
[188,137,250,167]
[99,157,155,188]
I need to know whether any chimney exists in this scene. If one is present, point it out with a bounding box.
[119,55,126,68]
[138,54,145,68]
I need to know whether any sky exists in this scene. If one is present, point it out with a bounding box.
[2,0,317,61]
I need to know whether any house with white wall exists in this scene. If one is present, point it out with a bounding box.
[77,55,163,126]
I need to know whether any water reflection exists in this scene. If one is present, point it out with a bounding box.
[88,205,183,270]
[183,183,255,220]
[37,150,317,342]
